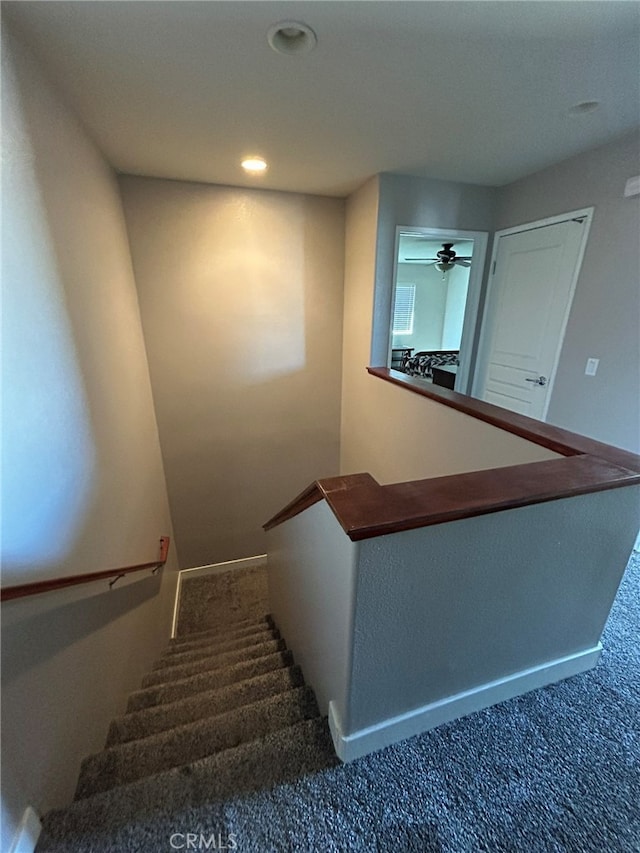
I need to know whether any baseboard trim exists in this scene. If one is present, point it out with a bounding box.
[9,807,41,853]
[179,555,267,579]
[170,555,267,638]
[329,644,602,762]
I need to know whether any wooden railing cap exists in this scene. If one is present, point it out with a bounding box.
[264,369,640,541]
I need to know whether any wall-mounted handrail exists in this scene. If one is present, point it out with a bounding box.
[0,536,170,602]
[264,369,640,541]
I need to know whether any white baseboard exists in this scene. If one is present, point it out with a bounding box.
[329,644,602,762]
[170,555,267,638]
[9,807,41,853]
[178,554,268,580]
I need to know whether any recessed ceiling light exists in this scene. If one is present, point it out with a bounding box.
[241,157,268,174]
[267,20,317,55]
[568,101,601,116]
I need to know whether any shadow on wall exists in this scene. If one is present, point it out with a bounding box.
[1,575,162,684]
[0,572,167,833]
[1,47,97,579]
[2,29,172,586]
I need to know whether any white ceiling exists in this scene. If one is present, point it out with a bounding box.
[399,238,474,264]
[5,1,640,197]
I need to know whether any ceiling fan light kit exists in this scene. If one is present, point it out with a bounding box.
[405,242,474,276]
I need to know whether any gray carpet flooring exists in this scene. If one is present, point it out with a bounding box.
[36,553,640,852]
[176,565,269,636]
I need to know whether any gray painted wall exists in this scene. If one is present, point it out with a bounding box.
[392,262,470,353]
[350,487,640,733]
[264,472,639,761]
[1,28,177,846]
[495,131,640,453]
[393,264,449,351]
[120,177,346,567]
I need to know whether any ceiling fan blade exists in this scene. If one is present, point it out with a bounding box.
[455,260,472,267]
[404,257,438,261]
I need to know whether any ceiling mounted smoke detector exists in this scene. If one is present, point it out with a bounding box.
[267,21,317,55]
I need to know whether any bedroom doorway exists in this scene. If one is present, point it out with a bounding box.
[388,227,488,393]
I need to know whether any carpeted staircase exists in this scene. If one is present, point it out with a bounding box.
[33,555,640,851]
[36,569,339,852]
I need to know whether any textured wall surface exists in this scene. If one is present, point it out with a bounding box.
[340,374,558,485]
[121,177,345,567]
[1,28,177,847]
[267,500,358,729]
[495,131,640,453]
[350,486,640,732]
[340,172,503,480]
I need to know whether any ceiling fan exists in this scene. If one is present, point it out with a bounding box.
[405,242,473,271]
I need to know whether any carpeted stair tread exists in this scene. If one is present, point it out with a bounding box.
[170,620,273,648]
[161,625,279,658]
[141,638,286,687]
[127,650,294,711]
[175,567,269,637]
[106,665,305,745]
[153,629,280,669]
[75,686,319,799]
[37,717,338,853]
[172,613,273,642]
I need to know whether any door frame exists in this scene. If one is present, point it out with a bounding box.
[389,225,489,394]
[472,207,594,420]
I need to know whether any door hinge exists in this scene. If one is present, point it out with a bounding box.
[492,260,496,275]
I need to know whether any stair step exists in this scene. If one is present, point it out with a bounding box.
[161,625,279,658]
[141,638,286,687]
[153,629,280,669]
[75,687,319,799]
[127,650,294,711]
[172,613,273,643]
[107,665,305,745]
[38,718,338,853]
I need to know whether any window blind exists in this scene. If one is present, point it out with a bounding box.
[392,284,416,335]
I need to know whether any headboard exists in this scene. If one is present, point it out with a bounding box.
[401,350,460,379]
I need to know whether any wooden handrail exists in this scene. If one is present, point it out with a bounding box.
[264,369,640,541]
[0,536,170,602]
[264,474,377,532]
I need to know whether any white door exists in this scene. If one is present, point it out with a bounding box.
[476,214,590,420]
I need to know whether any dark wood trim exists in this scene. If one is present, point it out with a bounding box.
[263,369,640,541]
[263,474,377,532]
[1,536,171,602]
[263,483,324,531]
[327,456,640,541]
[367,367,640,472]
[266,455,640,543]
